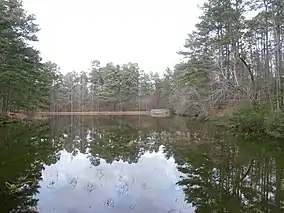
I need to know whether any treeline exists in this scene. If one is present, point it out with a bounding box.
[0,1,175,114]
[0,0,61,115]
[176,0,284,115]
[1,0,284,116]
[48,62,174,112]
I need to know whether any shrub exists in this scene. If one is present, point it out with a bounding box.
[264,112,284,138]
[230,104,284,138]
[230,104,268,133]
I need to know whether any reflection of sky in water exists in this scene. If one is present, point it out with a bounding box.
[36,148,194,213]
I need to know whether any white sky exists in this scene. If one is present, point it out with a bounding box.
[22,0,203,75]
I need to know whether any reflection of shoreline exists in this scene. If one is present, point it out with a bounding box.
[0,123,57,213]
[36,149,194,213]
[49,115,189,133]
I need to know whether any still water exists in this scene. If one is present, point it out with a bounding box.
[0,116,284,213]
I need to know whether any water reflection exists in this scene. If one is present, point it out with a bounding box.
[37,148,192,213]
[1,116,284,212]
[45,116,194,212]
[0,123,60,213]
[175,133,284,213]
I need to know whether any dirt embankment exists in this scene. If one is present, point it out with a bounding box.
[36,111,150,116]
[7,111,151,120]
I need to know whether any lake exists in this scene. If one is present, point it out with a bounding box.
[0,116,284,213]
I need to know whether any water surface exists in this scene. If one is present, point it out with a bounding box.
[1,116,284,212]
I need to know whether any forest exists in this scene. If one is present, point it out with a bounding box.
[0,0,284,118]
[1,1,284,210]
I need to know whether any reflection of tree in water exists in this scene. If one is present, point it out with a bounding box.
[50,116,185,165]
[0,123,60,213]
[173,128,284,213]
[4,116,284,212]
[90,124,141,164]
[50,116,93,157]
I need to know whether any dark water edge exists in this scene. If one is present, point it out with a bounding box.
[1,116,284,213]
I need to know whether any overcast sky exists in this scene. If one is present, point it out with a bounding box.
[22,0,203,75]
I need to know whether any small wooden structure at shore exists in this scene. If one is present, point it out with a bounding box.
[149,109,171,117]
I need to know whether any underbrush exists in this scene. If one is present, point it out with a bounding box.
[0,115,21,126]
[230,104,284,138]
